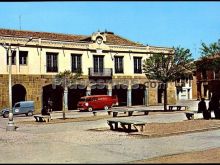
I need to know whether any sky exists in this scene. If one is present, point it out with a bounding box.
[0,1,220,60]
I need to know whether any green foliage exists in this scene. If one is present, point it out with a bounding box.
[200,39,220,58]
[198,39,220,71]
[55,69,82,80]
[143,47,195,83]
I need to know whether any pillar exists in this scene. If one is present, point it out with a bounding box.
[86,86,91,96]
[107,84,112,96]
[127,85,132,107]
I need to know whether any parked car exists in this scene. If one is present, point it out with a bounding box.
[1,101,35,118]
[77,95,118,111]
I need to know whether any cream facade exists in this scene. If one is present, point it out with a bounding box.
[0,29,176,113]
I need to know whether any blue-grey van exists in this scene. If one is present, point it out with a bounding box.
[1,101,35,118]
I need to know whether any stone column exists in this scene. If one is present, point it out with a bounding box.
[144,87,149,106]
[86,86,91,96]
[107,84,112,96]
[127,85,132,107]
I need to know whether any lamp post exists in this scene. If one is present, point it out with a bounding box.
[0,37,32,131]
[6,44,16,131]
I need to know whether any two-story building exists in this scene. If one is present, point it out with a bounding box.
[195,54,220,100]
[0,28,176,113]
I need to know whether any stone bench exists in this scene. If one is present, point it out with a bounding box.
[112,109,150,117]
[34,115,51,123]
[185,111,215,120]
[107,119,147,132]
[168,105,189,111]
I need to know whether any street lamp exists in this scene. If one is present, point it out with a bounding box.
[0,37,32,131]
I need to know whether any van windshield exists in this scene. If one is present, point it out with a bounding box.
[79,98,93,101]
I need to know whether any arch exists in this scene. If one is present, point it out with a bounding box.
[12,84,26,106]
[42,84,63,111]
[112,84,128,106]
[68,84,87,110]
[91,84,107,95]
[132,84,145,106]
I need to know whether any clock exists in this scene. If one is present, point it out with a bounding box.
[96,37,103,44]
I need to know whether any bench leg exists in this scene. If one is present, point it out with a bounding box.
[120,123,132,132]
[134,125,145,132]
[107,111,112,115]
[113,112,118,117]
[128,111,133,116]
[108,122,114,130]
[186,113,193,120]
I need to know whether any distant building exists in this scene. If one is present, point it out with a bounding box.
[195,54,220,100]
[0,28,176,113]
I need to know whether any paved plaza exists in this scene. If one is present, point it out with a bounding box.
[0,99,220,163]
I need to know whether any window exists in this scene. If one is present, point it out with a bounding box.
[93,55,104,72]
[19,51,28,65]
[114,56,124,73]
[71,54,82,73]
[134,57,142,73]
[46,52,58,72]
[7,50,16,65]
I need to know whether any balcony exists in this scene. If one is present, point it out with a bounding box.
[89,68,112,77]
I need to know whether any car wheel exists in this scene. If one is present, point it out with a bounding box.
[104,106,109,110]
[3,112,9,118]
[88,107,93,112]
[26,111,33,116]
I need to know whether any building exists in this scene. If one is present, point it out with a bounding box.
[195,54,220,100]
[0,28,176,113]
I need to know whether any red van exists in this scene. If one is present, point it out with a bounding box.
[77,95,118,111]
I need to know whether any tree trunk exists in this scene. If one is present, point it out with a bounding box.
[163,82,168,111]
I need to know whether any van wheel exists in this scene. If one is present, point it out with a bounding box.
[26,111,33,116]
[88,107,93,112]
[3,112,9,118]
[104,106,109,110]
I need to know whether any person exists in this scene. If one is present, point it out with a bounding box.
[41,106,50,116]
[209,94,220,119]
[48,98,53,112]
[198,98,210,120]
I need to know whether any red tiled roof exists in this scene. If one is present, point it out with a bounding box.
[104,32,145,46]
[0,28,88,42]
[0,28,145,46]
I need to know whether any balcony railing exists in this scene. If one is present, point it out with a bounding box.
[89,68,112,77]
[47,66,58,72]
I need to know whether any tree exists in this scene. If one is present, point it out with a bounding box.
[54,69,82,119]
[200,39,220,58]
[143,47,195,111]
[198,39,220,71]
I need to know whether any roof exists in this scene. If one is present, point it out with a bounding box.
[0,28,145,46]
[81,95,111,98]
[0,28,88,42]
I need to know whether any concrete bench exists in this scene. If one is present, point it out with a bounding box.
[34,115,51,123]
[112,109,150,117]
[107,119,147,132]
[168,105,188,111]
[135,109,150,115]
[112,110,134,117]
[185,111,215,120]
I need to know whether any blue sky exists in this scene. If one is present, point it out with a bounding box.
[0,1,220,59]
